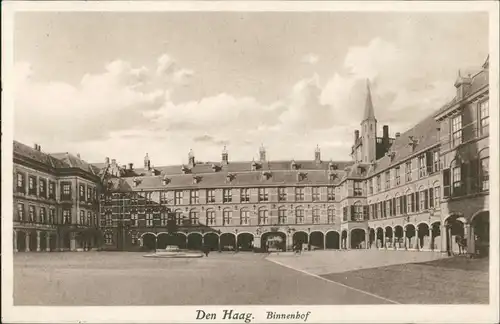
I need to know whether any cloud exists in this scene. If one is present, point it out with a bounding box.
[156,54,195,86]
[301,53,319,65]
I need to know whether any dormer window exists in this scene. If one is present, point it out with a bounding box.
[408,136,419,151]
[181,164,190,174]
[357,166,366,175]
[251,159,258,171]
[226,174,235,182]
[262,171,272,180]
[386,151,396,161]
[193,176,201,184]
[162,176,170,186]
[211,163,220,172]
[329,172,337,182]
[291,160,298,170]
[297,172,307,181]
[133,177,140,187]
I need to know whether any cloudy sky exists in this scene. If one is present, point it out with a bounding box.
[13,11,488,166]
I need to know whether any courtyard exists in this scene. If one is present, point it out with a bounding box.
[13,250,488,305]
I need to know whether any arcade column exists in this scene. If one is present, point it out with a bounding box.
[365,231,370,249]
[45,233,51,252]
[13,231,18,253]
[36,231,41,252]
[25,232,31,252]
[70,232,77,251]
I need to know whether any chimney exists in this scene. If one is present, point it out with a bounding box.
[33,143,39,151]
[105,157,110,165]
[111,159,116,165]
[383,125,389,139]
[128,163,134,170]
[454,70,472,100]
[395,132,401,138]
[354,130,359,142]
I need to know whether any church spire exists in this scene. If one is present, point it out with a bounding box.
[363,79,376,121]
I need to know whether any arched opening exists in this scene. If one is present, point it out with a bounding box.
[49,233,57,251]
[385,227,393,249]
[29,231,38,251]
[187,233,203,250]
[405,224,416,249]
[394,226,403,249]
[445,215,465,255]
[350,228,366,249]
[471,211,489,257]
[309,231,324,250]
[62,232,71,250]
[325,231,340,249]
[292,231,308,250]
[417,223,430,250]
[17,231,26,252]
[237,233,254,251]
[431,222,441,251]
[157,233,170,249]
[376,228,384,248]
[369,228,376,249]
[261,232,286,252]
[220,233,236,251]
[39,231,48,251]
[341,230,348,249]
[142,233,157,251]
[203,233,219,251]
[174,233,187,249]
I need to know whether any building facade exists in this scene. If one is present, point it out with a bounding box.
[13,142,102,252]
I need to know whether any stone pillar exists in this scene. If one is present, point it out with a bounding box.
[36,231,41,252]
[468,225,475,255]
[447,226,452,256]
[70,232,77,251]
[346,231,351,249]
[323,236,327,250]
[392,231,396,250]
[339,235,343,250]
[382,229,386,249]
[139,237,144,247]
[440,223,447,254]
[25,232,31,252]
[415,228,419,250]
[45,233,51,252]
[403,228,407,250]
[13,231,18,252]
[464,223,470,255]
[365,231,370,249]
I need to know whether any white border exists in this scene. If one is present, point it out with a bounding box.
[2,1,499,323]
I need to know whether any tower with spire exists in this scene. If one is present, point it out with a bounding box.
[221,145,229,165]
[259,144,266,162]
[314,144,321,163]
[360,79,377,163]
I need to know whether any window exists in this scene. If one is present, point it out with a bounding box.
[93,213,97,227]
[407,193,413,213]
[354,182,363,196]
[395,196,400,216]
[16,172,25,193]
[49,182,55,199]
[419,155,427,178]
[278,208,287,224]
[452,114,462,146]
[62,183,71,199]
[258,209,268,225]
[258,188,269,202]
[368,179,374,194]
[312,187,320,201]
[87,187,92,201]
[223,189,232,203]
[276,187,286,202]
[39,179,47,198]
[105,212,112,226]
[174,191,183,205]
[481,157,489,191]
[28,176,37,195]
[376,203,381,219]
[376,175,381,191]
[49,208,55,224]
[79,184,85,201]
[144,192,153,204]
[433,152,440,173]
[385,171,391,190]
[405,161,412,182]
[223,209,232,225]
[420,190,427,210]
[434,186,441,207]
[312,208,320,224]
[189,210,199,225]
[207,189,216,203]
[80,210,85,225]
[160,191,168,204]
[63,209,71,224]
[104,233,113,245]
[385,200,391,218]
[131,213,138,226]
[395,167,401,185]
[161,212,168,226]
[327,187,335,201]
[175,210,183,226]
[353,203,363,221]
[190,190,199,204]
[207,209,216,225]
[327,207,335,224]
[17,203,25,221]
[453,166,462,194]
[295,187,304,201]
[479,100,489,136]
[295,207,304,224]
[240,189,250,202]
[86,211,91,226]
[146,213,153,227]
[29,205,35,222]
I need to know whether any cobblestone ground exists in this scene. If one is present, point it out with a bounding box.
[14,251,391,305]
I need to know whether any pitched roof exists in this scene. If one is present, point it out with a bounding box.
[49,152,97,175]
[13,141,69,169]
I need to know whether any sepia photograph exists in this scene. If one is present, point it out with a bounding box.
[1,1,498,323]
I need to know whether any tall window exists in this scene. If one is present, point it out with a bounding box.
[39,179,47,198]
[86,211,91,225]
[453,166,462,194]
[407,193,413,213]
[62,183,71,199]
[278,208,287,224]
[189,210,199,225]
[28,205,35,222]
[131,213,138,226]
[28,176,37,195]
[240,209,249,225]
[206,209,216,225]
[190,190,199,204]
[105,233,113,245]
[295,207,304,224]
[395,196,400,216]
[105,212,112,226]
[479,100,489,136]
[49,182,55,199]
[160,191,168,204]
[376,175,381,191]
[354,181,363,196]
[419,155,427,178]
[174,191,183,205]
[79,184,85,201]
[278,187,287,202]
[368,179,374,194]
[16,172,25,193]
[161,212,168,226]
[87,187,92,201]
[405,161,412,182]
[385,199,391,218]
[420,189,427,210]
[327,187,335,201]
[207,189,216,203]
[452,114,462,146]
[376,202,381,219]
[63,209,71,224]
[385,172,391,190]
[312,208,320,224]
[327,207,335,224]
[17,203,25,221]
[146,213,153,227]
[312,187,320,201]
[395,167,401,185]
[144,192,153,204]
[80,210,85,225]
[295,187,304,201]
[258,188,269,202]
[434,186,440,208]
[433,152,440,173]
[223,189,232,203]
[258,209,268,225]
[175,210,183,226]
[481,157,489,191]
[49,208,55,224]
[240,188,250,202]
[223,209,232,225]
[353,203,363,221]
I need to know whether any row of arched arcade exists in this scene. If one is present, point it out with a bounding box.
[14,229,99,252]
